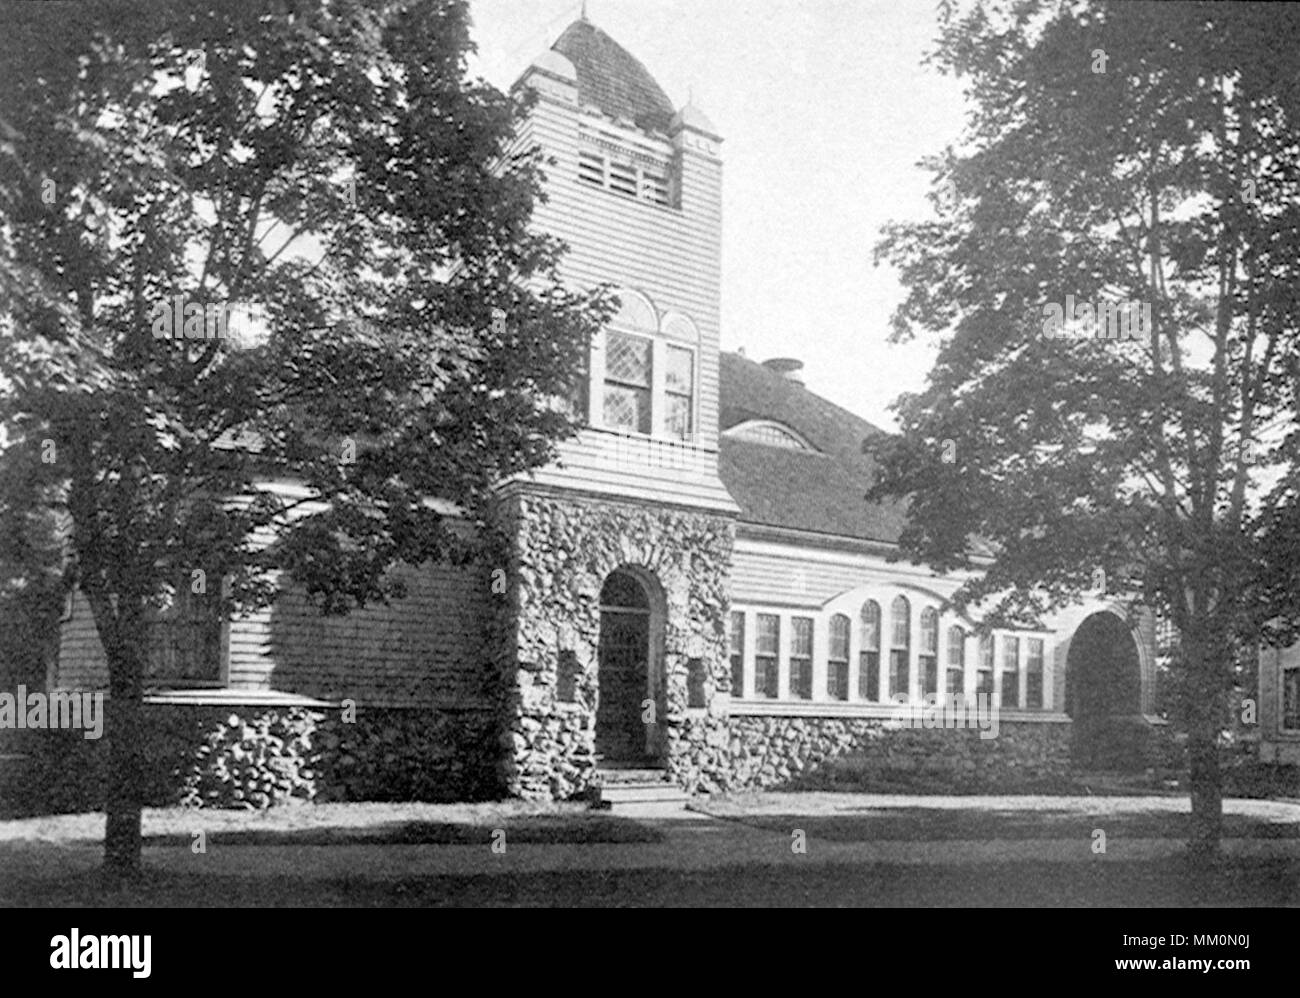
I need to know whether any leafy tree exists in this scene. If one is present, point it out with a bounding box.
[0,0,608,882]
[873,0,1300,856]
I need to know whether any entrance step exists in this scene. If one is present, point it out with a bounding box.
[592,766,690,809]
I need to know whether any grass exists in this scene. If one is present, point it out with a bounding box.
[0,800,662,847]
[693,791,1300,841]
[5,857,1297,907]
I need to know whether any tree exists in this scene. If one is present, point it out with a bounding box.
[872,0,1300,857]
[0,0,609,883]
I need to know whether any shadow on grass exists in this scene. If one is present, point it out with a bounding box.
[692,805,1300,842]
[4,855,1296,907]
[130,815,665,848]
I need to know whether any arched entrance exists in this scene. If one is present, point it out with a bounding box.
[596,570,662,764]
[1065,612,1145,770]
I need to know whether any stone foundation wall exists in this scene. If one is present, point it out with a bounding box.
[0,704,496,816]
[492,490,735,800]
[726,716,1073,792]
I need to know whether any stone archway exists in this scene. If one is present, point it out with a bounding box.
[1065,611,1145,770]
[595,569,664,764]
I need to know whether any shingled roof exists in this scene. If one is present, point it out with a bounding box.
[718,351,912,544]
[552,18,675,133]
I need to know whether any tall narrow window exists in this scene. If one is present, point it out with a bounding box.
[920,607,939,698]
[977,635,995,701]
[1283,667,1299,732]
[946,627,966,700]
[1002,635,1021,709]
[603,331,652,434]
[859,600,880,702]
[755,614,779,699]
[828,614,850,701]
[790,617,813,700]
[664,345,694,441]
[889,595,911,701]
[146,576,222,683]
[729,611,745,698]
[1026,637,1045,709]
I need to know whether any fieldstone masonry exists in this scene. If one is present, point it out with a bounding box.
[728,717,1073,792]
[492,489,735,799]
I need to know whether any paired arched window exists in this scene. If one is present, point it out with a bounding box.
[889,596,910,699]
[599,292,697,442]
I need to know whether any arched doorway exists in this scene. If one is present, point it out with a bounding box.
[596,570,661,764]
[1065,612,1144,770]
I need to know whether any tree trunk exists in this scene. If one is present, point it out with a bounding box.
[103,637,145,886]
[1182,632,1224,860]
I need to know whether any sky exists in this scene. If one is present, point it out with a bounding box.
[464,0,969,430]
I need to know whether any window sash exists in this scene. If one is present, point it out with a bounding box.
[859,651,880,701]
[755,614,779,698]
[860,601,881,651]
[889,649,910,700]
[1001,636,1020,709]
[729,611,745,698]
[1027,638,1044,709]
[790,617,813,699]
[1283,667,1300,731]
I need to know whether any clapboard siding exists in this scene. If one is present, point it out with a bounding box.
[236,560,491,709]
[54,589,109,691]
[512,77,734,512]
[732,535,965,609]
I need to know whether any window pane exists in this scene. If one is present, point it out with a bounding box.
[606,331,651,386]
[889,649,909,700]
[729,612,745,698]
[921,607,939,653]
[603,384,651,434]
[829,615,850,661]
[665,393,692,440]
[860,600,880,651]
[891,596,910,648]
[859,652,879,701]
[665,345,693,394]
[1002,636,1020,709]
[1027,637,1044,709]
[791,617,812,699]
[756,613,779,698]
[1283,668,1299,731]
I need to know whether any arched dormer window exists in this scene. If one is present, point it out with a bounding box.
[724,419,815,451]
[889,595,911,701]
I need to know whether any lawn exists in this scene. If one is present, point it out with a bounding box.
[692,792,1300,841]
[0,800,662,847]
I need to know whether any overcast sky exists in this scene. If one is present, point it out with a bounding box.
[465,0,967,430]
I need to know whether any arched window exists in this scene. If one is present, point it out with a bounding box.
[603,290,655,435]
[828,614,850,701]
[946,627,966,700]
[859,600,881,701]
[889,596,911,701]
[920,607,939,698]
